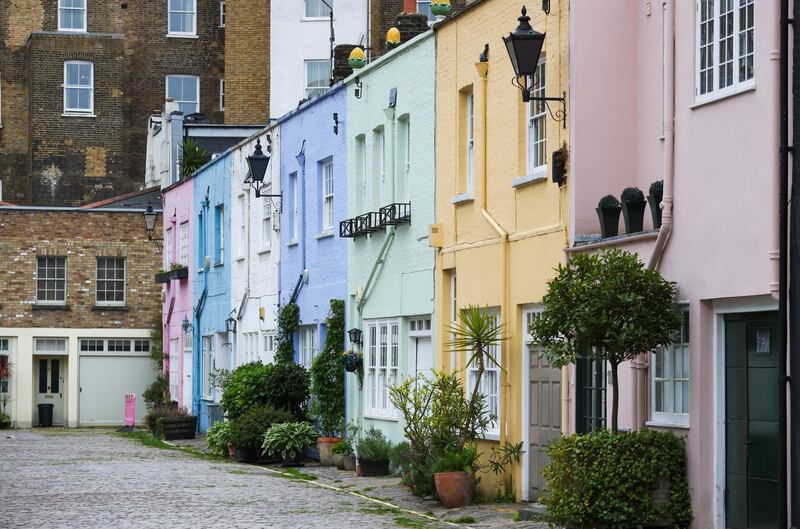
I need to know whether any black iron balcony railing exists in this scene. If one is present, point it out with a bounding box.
[339,218,356,238]
[379,202,411,226]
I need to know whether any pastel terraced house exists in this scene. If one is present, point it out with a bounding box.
[433,0,570,501]
[342,30,436,442]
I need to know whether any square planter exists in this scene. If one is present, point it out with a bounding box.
[621,200,646,234]
[169,267,189,281]
[160,416,197,440]
[596,206,622,238]
[155,271,171,284]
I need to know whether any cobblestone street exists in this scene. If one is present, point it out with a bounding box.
[0,430,545,529]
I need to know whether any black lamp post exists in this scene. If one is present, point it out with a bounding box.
[143,205,163,244]
[503,6,567,125]
[246,137,282,208]
[225,315,237,334]
[348,327,363,346]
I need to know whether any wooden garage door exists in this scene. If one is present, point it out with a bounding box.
[79,356,155,426]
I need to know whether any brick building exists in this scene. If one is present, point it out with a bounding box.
[0,0,226,206]
[0,199,163,428]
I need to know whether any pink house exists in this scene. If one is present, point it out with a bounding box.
[161,178,194,410]
[569,1,780,527]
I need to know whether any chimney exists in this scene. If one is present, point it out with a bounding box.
[332,44,359,83]
[403,0,416,12]
[392,12,429,49]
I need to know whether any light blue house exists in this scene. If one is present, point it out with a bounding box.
[192,151,232,432]
[279,85,348,373]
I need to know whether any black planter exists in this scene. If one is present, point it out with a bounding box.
[647,194,662,229]
[359,458,390,477]
[170,267,189,280]
[621,200,646,234]
[235,445,258,463]
[596,206,622,238]
[281,452,305,467]
[155,271,171,284]
[161,416,197,440]
[257,449,282,465]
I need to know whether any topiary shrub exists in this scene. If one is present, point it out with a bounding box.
[229,405,295,450]
[310,299,345,436]
[220,362,271,420]
[649,180,664,202]
[598,194,620,208]
[263,362,310,420]
[542,429,692,529]
[275,303,300,364]
[620,187,645,203]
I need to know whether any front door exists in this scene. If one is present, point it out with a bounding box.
[724,312,779,529]
[182,332,193,409]
[528,341,561,500]
[35,357,65,425]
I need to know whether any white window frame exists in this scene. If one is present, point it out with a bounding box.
[304,59,330,99]
[95,257,126,307]
[166,75,200,115]
[695,0,755,105]
[34,338,68,355]
[526,59,547,177]
[179,222,189,265]
[291,172,300,242]
[238,194,246,259]
[321,159,334,230]
[215,204,225,265]
[63,61,94,115]
[168,0,197,36]
[466,92,474,193]
[202,335,214,398]
[466,309,501,436]
[378,127,386,204]
[417,0,432,20]
[303,0,332,20]
[403,118,411,202]
[364,319,399,419]
[165,226,174,265]
[219,0,226,27]
[36,257,67,305]
[650,308,690,427]
[58,0,87,32]
[169,338,180,400]
[261,185,273,251]
[299,325,318,368]
[263,331,275,363]
[0,339,11,395]
[219,79,225,112]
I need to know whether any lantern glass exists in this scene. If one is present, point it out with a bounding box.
[348,327,363,345]
[503,7,546,77]
[247,139,270,184]
[225,317,237,333]
[144,206,158,233]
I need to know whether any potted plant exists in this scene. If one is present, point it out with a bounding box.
[433,444,480,508]
[331,439,353,470]
[596,194,622,238]
[620,187,647,234]
[648,180,664,229]
[155,269,171,284]
[206,420,232,458]
[169,262,189,280]
[262,421,318,467]
[356,427,393,477]
[157,405,197,441]
[430,0,452,17]
[230,405,294,463]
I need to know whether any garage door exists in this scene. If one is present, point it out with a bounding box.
[79,356,155,426]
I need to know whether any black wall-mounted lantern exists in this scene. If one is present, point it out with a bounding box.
[182,315,193,333]
[348,327,363,345]
[503,6,567,127]
[542,0,551,15]
[143,205,163,245]
[354,76,363,99]
[246,137,283,211]
[225,315,237,334]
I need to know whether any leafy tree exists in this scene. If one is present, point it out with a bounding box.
[310,299,346,436]
[531,249,680,431]
[179,137,211,178]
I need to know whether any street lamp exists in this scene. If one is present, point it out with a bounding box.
[143,205,163,244]
[182,315,193,333]
[246,138,282,210]
[225,315,237,334]
[348,327,363,345]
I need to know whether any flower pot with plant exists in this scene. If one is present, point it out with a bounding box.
[620,187,647,234]
[648,180,664,229]
[262,421,318,467]
[343,350,362,373]
[230,405,294,463]
[157,405,197,441]
[356,427,393,477]
[206,420,232,458]
[433,445,480,508]
[331,439,353,470]
[596,194,622,238]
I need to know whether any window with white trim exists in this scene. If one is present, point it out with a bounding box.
[238,195,246,259]
[243,332,258,364]
[219,79,225,111]
[96,257,125,306]
[179,222,189,265]
[527,60,547,176]
[64,61,93,114]
[165,226,174,265]
[299,325,318,368]
[58,0,86,31]
[261,185,272,250]
[321,158,334,230]
[465,91,474,193]
[696,0,754,101]
[166,75,199,115]
[466,309,501,435]
[36,257,67,304]
[375,127,386,204]
[400,116,411,202]
[305,60,329,99]
[169,338,180,400]
[417,0,432,20]
[35,338,67,354]
[651,309,690,425]
[219,0,226,27]
[214,204,224,264]
[355,135,367,210]
[0,339,10,395]
[364,320,399,418]
[263,332,275,363]
[304,0,332,18]
[202,335,214,397]
[290,172,300,241]
[168,0,196,35]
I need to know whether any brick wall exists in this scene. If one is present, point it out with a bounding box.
[369,0,466,57]
[224,0,269,124]
[0,209,162,328]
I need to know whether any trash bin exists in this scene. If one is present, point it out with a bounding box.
[37,403,54,427]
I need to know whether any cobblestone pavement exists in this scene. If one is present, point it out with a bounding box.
[0,429,548,529]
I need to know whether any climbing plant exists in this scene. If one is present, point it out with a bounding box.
[143,303,169,409]
[275,302,300,365]
[310,299,346,436]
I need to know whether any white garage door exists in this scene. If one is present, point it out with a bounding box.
[79,355,155,426]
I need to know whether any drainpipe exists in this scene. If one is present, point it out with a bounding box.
[474,60,510,447]
[789,0,800,522]
[778,0,789,526]
[297,141,307,273]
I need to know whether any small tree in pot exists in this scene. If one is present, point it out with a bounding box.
[356,427,393,476]
[432,444,480,508]
[620,187,647,234]
[648,180,664,229]
[596,194,622,238]
[262,421,318,467]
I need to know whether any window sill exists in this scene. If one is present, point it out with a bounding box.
[646,419,689,430]
[690,81,755,110]
[57,28,88,33]
[33,304,70,311]
[301,16,335,22]
[213,262,224,268]
[235,255,246,262]
[480,432,500,442]
[166,33,199,39]
[512,172,548,189]
[363,414,399,422]
[62,113,96,118]
[92,305,128,312]
[315,229,334,240]
[257,247,272,255]
[452,192,474,205]
[287,240,299,247]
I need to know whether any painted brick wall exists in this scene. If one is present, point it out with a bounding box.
[0,209,161,328]
[369,0,466,57]
[224,0,269,124]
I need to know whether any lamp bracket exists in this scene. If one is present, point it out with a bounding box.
[512,75,567,128]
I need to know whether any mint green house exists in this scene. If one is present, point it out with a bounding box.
[342,31,435,442]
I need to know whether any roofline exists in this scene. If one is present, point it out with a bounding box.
[0,206,161,214]
[79,185,161,209]
[278,82,346,123]
[343,30,434,84]
[432,0,489,31]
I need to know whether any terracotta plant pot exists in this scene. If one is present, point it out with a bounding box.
[227,442,236,459]
[343,454,356,471]
[317,437,341,466]
[434,471,476,509]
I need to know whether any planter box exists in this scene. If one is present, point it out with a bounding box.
[648,194,662,229]
[155,271,171,284]
[359,458,389,477]
[621,200,646,234]
[160,416,197,440]
[170,267,189,281]
[596,206,621,238]
[317,437,341,466]
[235,446,258,463]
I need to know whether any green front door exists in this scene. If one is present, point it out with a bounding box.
[725,312,779,529]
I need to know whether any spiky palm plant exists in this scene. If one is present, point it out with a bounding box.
[179,137,211,178]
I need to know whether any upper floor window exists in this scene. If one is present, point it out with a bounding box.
[375,127,386,204]
[59,0,86,31]
[321,158,334,231]
[219,79,225,112]
[417,0,432,20]
[527,60,547,176]
[651,309,690,426]
[214,204,225,265]
[305,60,329,99]
[179,222,189,265]
[238,194,246,258]
[304,0,332,19]
[166,75,199,115]
[96,257,126,306]
[36,257,66,305]
[165,226,174,265]
[220,0,226,27]
[168,0,196,36]
[290,172,300,241]
[696,0,754,102]
[399,117,411,202]
[355,135,367,211]
[466,309,501,436]
[465,91,474,193]
[261,186,273,250]
[64,61,93,115]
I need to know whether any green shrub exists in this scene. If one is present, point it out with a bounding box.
[542,429,692,529]
[275,303,300,364]
[310,299,345,435]
[143,374,169,410]
[220,362,271,420]
[390,441,411,479]
[432,444,480,474]
[207,420,232,456]
[0,412,10,429]
[356,427,393,461]
[262,421,318,460]
[229,405,294,449]
[332,439,352,455]
[263,362,310,420]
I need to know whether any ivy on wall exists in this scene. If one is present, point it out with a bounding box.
[310,299,345,436]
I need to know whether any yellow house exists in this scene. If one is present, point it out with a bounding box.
[432,0,570,501]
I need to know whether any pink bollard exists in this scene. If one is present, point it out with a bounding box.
[124,393,136,428]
